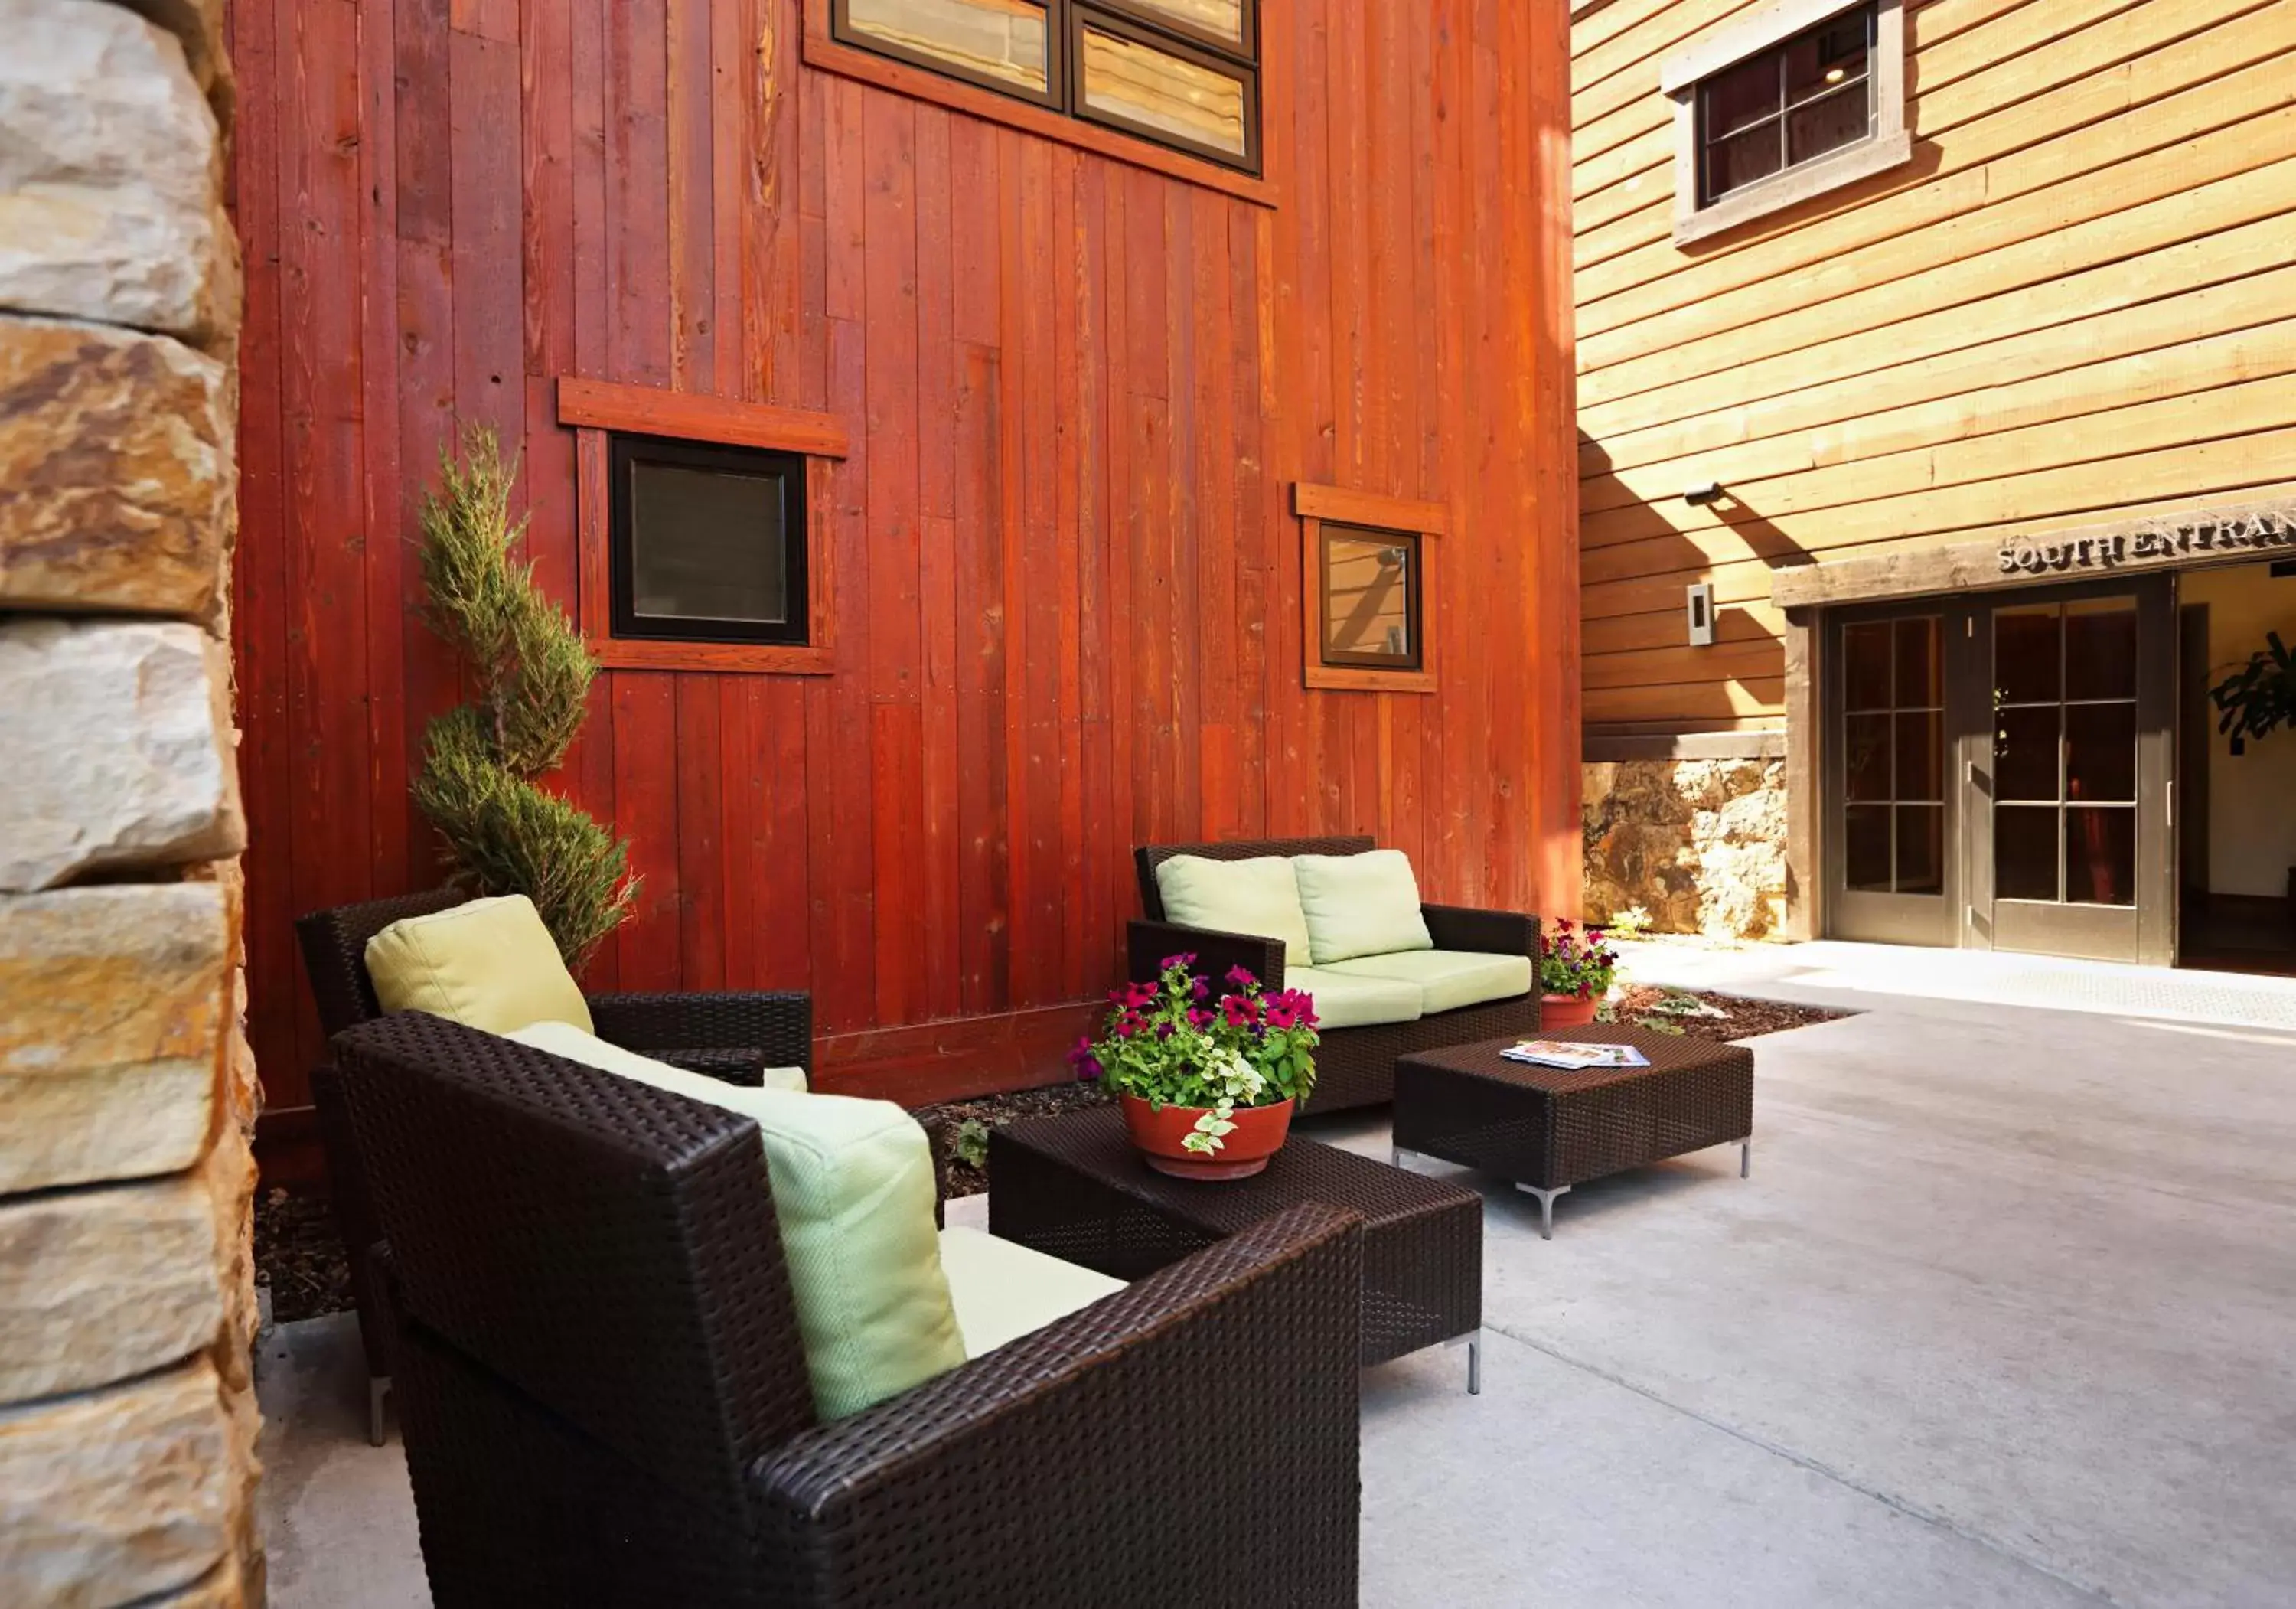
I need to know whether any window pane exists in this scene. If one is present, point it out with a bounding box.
[2065,702,2137,803]
[1784,10,1869,102]
[1322,527,1416,664]
[1844,713,1890,802]
[1114,0,1245,47]
[1994,706,2059,802]
[1896,804,1943,895]
[1843,622,1892,710]
[1701,51,1780,141]
[1894,711,1942,802]
[1704,122,1784,201]
[629,462,790,625]
[1995,805,2059,902]
[1080,23,1247,158]
[2064,599,2137,700]
[1995,606,2060,704]
[2065,807,2135,906]
[1893,617,1939,707]
[1786,81,1870,165]
[845,0,1049,93]
[1845,804,1891,892]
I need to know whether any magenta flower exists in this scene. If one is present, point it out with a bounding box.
[1122,980,1158,1010]
[1158,951,1198,971]
[1220,994,1260,1029]
[1067,1036,1102,1079]
[1192,977,1210,1000]
[1114,1010,1147,1039]
[1225,964,1258,990]
[1186,1005,1215,1028]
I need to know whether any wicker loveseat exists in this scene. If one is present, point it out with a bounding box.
[295,889,813,1442]
[1130,836,1543,1111]
[331,1013,1366,1607]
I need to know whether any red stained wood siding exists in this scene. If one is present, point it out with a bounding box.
[228,0,1580,1120]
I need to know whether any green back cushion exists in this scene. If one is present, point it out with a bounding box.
[506,1021,964,1421]
[365,895,594,1035]
[1153,853,1315,971]
[1291,849,1434,964]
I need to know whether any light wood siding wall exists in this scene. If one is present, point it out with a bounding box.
[1573,0,2296,733]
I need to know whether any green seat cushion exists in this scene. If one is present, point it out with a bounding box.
[936,1226,1125,1358]
[1153,853,1315,973]
[1321,949,1534,1015]
[365,895,594,1036]
[1283,965,1426,1030]
[510,1023,807,1093]
[1290,850,1434,964]
[507,1021,962,1421]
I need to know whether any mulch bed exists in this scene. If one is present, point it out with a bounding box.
[253,987,1844,1317]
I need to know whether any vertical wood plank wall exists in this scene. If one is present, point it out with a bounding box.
[228,0,1580,1115]
[1573,0,2296,733]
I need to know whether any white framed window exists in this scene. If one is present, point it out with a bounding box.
[1662,0,1910,247]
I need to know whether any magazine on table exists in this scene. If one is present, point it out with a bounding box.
[1501,1039,1651,1071]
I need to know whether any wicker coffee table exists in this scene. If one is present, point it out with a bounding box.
[1392,1025,1754,1239]
[990,1105,1486,1391]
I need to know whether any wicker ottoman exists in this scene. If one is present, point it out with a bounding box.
[990,1105,1486,1391]
[1392,1025,1754,1239]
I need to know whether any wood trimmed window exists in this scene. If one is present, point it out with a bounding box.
[558,378,848,676]
[1662,0,1909,247]
[830,0,1261,174]
[1293,484,1444,695]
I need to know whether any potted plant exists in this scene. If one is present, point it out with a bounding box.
[2209,631,2296,922]
[1069,954,1319,1180]
[1538,918,1618,1029]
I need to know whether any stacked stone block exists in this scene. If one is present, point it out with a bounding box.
[0,0,260,1601]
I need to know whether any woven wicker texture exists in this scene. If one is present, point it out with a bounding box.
[334,1013,1365,1607]
[1393,1026,1755,1190]
[294,893,815,1384]
[1128,838,1544,1110]
[989,1105,1479,1367]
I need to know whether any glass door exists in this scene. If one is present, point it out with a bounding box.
[1970,582,2174,964]
[1826,609,1957,945]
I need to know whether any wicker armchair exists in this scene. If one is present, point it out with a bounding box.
[332,1013,1365,1608]
[294,890,812,1443]
[1130,836,1543,1111]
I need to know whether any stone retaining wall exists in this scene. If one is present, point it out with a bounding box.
[0,0,259,1601]
[1583,756,1789,941]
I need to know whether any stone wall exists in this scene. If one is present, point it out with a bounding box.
[0,0,259,1601]
[1583,755,1789,941]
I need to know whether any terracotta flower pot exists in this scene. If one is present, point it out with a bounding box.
[1119,1092,1294,1180]
[1540,992,1599,1029]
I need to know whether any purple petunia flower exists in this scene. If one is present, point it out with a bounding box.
[1158,951,1198,972]
[1186,1006,1215,1028]
[1067,1036,1102,1079]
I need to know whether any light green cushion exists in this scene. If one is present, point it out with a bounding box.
[1153,853,1315,972]
[1321,949,1534,1015]
[504,1017,807,1093]
[365,895,594,1036]
[936,1226,1125,1358]
[1291,850,1434,964]
[1283,966,1425,1030]
[507,1022,963,1420]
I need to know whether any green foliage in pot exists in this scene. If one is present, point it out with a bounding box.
[2210,631,2296,747]
[1070,955,1320,1156]
[413,426,639,969]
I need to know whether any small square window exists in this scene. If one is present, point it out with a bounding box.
[1696,4,1874,207]
[608,435,809,646]
[1319,524,1421,673]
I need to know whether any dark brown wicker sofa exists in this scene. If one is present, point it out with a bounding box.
[1131,836,1542,1111]
[332,1013,1366,1608]
[295,889,813,1442]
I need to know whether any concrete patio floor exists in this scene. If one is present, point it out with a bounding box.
[257,943,2296,1607]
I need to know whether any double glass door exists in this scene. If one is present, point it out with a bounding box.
[1825,579,2174,963]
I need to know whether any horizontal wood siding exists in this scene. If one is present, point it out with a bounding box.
[230,0,1580,1114]
[1574,0,2296,733]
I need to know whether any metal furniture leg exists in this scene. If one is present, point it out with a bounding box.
[1444,1329,1482,1395]
[1515,1182,1568,1240]
[369,1376,391,1447]
[1741,1137,1751,1179]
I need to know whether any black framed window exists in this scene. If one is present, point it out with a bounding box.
[1318,524,1421,673]
[1696,2,1874,206]
[608,435,809,646]
[834,0,1260,172]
